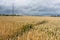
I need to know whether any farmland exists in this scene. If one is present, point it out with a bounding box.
[0,16,60,40]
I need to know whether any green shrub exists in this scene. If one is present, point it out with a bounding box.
[22,24,33,33]
[35,20,48,26]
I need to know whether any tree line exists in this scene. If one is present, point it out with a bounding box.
[0,14,22,16]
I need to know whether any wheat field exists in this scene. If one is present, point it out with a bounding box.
[0,16,60,40]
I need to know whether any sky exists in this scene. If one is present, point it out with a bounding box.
[0,0,60,15]
[0,0,60,7]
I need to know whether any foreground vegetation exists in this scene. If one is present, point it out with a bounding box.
[0,16,60,40]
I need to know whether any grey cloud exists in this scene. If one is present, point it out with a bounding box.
[0,0,60,15]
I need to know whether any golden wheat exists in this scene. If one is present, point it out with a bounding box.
[0,16,60,40]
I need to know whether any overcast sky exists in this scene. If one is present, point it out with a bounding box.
[0,0,60,15]
[0,0,60,7]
